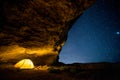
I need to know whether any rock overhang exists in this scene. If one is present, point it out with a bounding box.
[0,0,95,65]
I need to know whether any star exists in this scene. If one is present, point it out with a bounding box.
[116,32,120,35]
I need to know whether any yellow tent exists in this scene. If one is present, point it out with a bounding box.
[14,59,34,69]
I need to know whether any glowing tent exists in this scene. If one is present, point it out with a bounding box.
[14,59,34,69]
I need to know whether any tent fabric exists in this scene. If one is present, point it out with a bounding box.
[14,59,34,69]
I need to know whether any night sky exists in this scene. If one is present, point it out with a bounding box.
[59,0,120,64]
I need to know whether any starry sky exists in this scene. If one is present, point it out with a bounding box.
[59,0,120,64]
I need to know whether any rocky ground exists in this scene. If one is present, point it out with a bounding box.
[0,62,120,80]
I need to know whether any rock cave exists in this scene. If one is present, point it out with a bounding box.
[0,0,95,65]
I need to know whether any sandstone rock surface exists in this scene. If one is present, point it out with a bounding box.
[0,0,95,65]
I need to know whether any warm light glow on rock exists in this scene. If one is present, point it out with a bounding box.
[25,47,58,56]
[0,45,58,63]
[34,65,50,71]
[14,59,34,69]
[0,45,26,61]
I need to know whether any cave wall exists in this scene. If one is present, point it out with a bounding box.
[0,0,95,65]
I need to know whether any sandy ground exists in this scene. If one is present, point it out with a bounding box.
[0,63,120,80]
